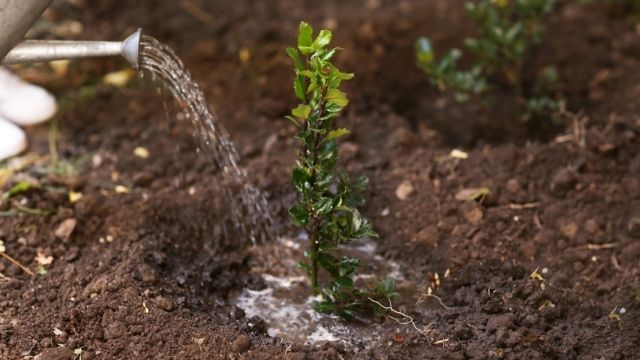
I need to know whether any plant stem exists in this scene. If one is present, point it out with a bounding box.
[310,229,319,294]
[308,131,322,295]
[306,86,328,295]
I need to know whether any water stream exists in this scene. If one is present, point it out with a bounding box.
[139,36,272,242]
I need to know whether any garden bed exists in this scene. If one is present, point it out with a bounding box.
[1,0,639,358]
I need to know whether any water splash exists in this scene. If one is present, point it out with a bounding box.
[139,36,272,242]
[233,235,406,347]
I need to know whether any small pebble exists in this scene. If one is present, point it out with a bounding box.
[395,180,414,200]
[232,334,251,353]
[156,296,174,312]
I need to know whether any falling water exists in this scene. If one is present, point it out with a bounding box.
[139,36,272,242]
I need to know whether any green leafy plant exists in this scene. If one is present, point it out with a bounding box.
[286,22,395,319]
[416,0,562,120]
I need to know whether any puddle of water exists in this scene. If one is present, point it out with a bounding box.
[233,236,408,347]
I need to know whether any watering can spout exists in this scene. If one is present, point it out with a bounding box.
[0,0,141,68]
[2,29,143,69]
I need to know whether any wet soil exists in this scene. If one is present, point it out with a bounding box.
[1,0,639,358]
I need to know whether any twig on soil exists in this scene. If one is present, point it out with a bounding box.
[0,210,20,217]
[281,343,292,358]
[610,255,623,272]
[572,113,588,149]
[0,252,34,276]
[533,213,543,230]
[433,338,449,346]
[555,108,587,149]
[417,293,453,310]
[13,204,51,216]
[368,297,424,334]
[507,202,539,210]
[586,243,617,250]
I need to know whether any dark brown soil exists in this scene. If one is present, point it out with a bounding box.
[1,0,639,359]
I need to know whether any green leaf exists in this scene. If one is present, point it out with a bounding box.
[298,22,314,54]
[292,167,310,190]
[312,300,336,313]
[317,140,338,162]
[37,265,48,275]
[318,48,337,61]
[325,102,344,113]
[312,29,332,50]
[325,128,350,141]
[289,204,309,226]
[351,208,363,232]
[354,175,369,190]
[338,72,354,81]
[416,37,434,64]
[325,88,349,107]
[286,47,304,71]
[315,197,334,215]
[3,181,38,199]
[297,261,312,273]
[285,115,302,128]
[293,76,305,101]
[299,70,315,78]
[333,277,354,288]
[292,104,312,119]
[317,252,339,276]
[339,256,360,276]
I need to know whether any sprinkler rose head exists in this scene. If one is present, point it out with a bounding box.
[122,28,143,69]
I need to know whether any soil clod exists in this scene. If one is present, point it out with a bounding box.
[232,334,252,353]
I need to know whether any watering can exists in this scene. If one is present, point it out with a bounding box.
[0,0,141,68]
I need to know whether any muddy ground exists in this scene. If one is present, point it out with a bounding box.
[1,0,639,359]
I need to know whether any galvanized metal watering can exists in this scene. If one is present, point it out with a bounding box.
[0,0,141,68]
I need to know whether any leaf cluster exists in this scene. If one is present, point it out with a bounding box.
[416,0,562,120]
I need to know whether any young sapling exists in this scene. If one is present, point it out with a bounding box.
[286,22,396,319]
[416,0,562,120]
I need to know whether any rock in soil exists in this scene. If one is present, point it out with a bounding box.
[82,274,108,297]
[54,218,77,242]
[36,347,75,360]
[413,225,439,247]
[486,314,514,333]
[549,167,577,197]
[559,221,578,239]
[506,178,522,193]
[461,202,483,225]
[284,353,306,360]
[156,296,174,312]
[627,216,640,237]
[232,334,251,353]
[387,127,415,149]
[395,180,414,200]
